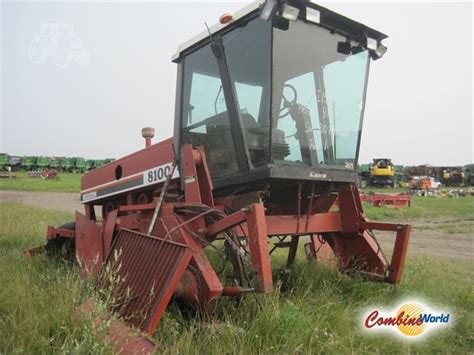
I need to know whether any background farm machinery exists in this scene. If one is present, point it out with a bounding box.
[357,163,473,188]
[0,153,114,173]
[367,158,396,187]
[26,1,415,351]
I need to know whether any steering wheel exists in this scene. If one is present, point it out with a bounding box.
[279,84,298,118]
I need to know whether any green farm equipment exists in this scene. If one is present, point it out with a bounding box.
[358,163,370,183]
[36,156,49,170]
[50,157,62,169]
[0,153,8,171]
[59,157,74,171]
[464,164,474,186]
[21,156,36,171]
[73,157,86,173]
[93,159,106,168]
[85,159,95,170]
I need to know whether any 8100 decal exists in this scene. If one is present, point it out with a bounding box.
[143,163,179,186]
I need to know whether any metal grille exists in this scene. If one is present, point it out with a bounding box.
[100,228,190,331]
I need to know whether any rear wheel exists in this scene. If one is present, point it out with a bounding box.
[46,222,76,261]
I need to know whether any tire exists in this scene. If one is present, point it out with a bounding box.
[46,222,76,261]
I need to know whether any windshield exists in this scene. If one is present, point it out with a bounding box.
[272,20,369,170]
[180,17,370,180]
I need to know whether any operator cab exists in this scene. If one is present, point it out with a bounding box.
[172,0,387,193]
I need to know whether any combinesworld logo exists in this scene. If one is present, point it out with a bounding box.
[362,301,451,339]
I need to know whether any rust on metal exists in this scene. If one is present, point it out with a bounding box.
[75,211,104,275]
[100,228,191,334]
[102,209,118,258]
[246,203,272,293]
[80,298,156,354]
[47,226,74,240]
[386,224,412,283]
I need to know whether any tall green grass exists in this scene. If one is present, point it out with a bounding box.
[1,202,472,353]
[0,203,112,354]
[152,253,473,354]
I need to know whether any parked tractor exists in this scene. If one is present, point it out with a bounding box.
[73,157,87,173]
[368,158,396,187]
[438,167,464,186]
[29,1,411,351]
[20,156,36,171]
[59,157,74,171]
[36,156,50,170]
[50,157,62,170]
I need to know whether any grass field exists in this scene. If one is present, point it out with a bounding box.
[0,171,82,193]
[363,195,474,221]
[0,202,472,354]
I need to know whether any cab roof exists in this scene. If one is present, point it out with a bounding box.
[171,0,388,62]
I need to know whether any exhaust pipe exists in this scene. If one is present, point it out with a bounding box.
[141,127,155,148]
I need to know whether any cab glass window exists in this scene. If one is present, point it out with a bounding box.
[181,45,239,178]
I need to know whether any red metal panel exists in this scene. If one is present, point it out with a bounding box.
[246,203,273,293]
[360,194,411,208]
[361,221,400,232]
[206,209,247,236]
[102,209,118,258]
[328,230,389,277]
[387,224,411,284]
[181,145,211,205]
[80,298,155,354]
[267,212,341,235]
[194,146,214,207]
[181,145,211,232]
[106,318,156,354]
[119,203,156,212]
[230,212,342,237]
[162,213,224,309]
[101,229,191,334]
[46,226,75,240]
[81,138,175,192]
[75,212,104,275]
[338,186,362,233]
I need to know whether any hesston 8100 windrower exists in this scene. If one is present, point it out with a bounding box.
[28,0,411,352]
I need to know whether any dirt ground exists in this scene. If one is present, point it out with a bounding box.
[376,229,473,261]
[1,190,82,213]
[1,190,472,261]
